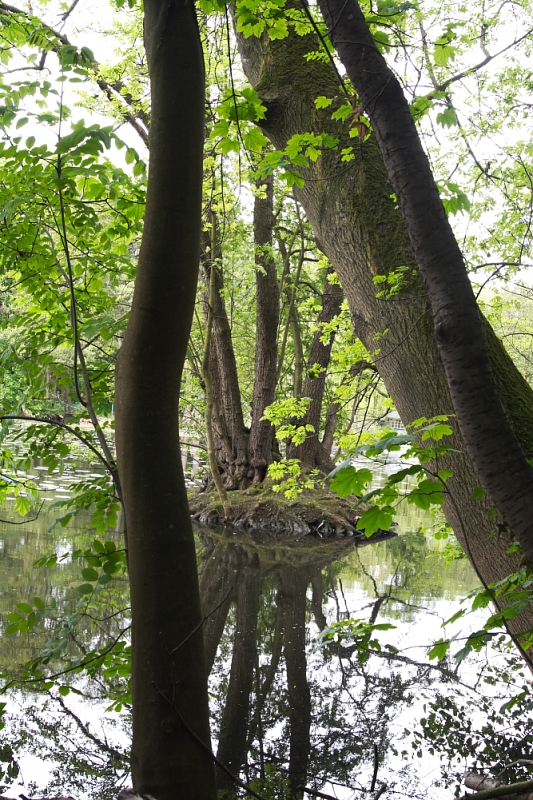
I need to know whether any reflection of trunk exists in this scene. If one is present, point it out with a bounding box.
[114,2,216,796]
[318,0,533,564]
[279,566,312,799]
[234,21,533,644]
[310,567,327,632]
[216,551,263,796]
[247,597,284,748]
[290,268,343,470]
[250,175,280,482]
[199,535,238,675]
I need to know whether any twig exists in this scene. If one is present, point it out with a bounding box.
[0,500,44,525]
[0,415,114,483]
[370,742,379,791]
[169,586,233,655]
[297,786,339,800]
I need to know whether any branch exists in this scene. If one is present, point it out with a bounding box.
[459,779,533,800]
[434,27,533,94]
[0,1,149,145]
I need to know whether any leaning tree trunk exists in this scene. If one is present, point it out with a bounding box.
[233,19,533,647]
[114,1,216,797]
[250,174,280,482]
[316,0,533,566]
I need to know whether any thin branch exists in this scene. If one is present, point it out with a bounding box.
[434,27,533,94]
[0,500,44,525]
[458,779,533,800]
[169,585,233,655]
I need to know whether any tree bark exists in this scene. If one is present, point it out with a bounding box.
[250,175,280,482]
[316,0,533,565]
[114,1,216,797]
[202,219,231,515]
[201,216,250,488]
[293,267,343,470]
[233,18,533,646]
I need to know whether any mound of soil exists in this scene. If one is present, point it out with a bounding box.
[188,484,392,539]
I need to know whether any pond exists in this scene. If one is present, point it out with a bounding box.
[0,455,531,800]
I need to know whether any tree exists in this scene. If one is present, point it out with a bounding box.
[232,6,533,646]
[114,0,216,795]
[315,0,533,566]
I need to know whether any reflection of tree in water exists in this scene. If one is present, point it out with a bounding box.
[199,527,438,799]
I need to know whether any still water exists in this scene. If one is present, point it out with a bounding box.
[0,457,528,799]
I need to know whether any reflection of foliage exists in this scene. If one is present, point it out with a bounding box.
[6,693,129,799]
[0,740,19,793]
[411,639,533,791]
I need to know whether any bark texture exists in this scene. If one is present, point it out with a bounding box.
[293,267,343,470]
[250,175,280,482]
[316,0,533,565]
[114,1,216,797]
[202,220,250,488]
[233,18,533,642]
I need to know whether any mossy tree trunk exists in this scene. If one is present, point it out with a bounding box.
[318,0,533,565]
[114,1,217,796]
[233,18,533,647]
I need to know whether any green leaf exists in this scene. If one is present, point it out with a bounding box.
[81,567,98,581]
[454,645,472,663]
[315,96,333,109]
[331,102,353,121]
[428,639,449,660]
[77,583,94,595]
[357,505,393,536]
[472,486,484,500]
[330,466,372,498]
[58,685,70,696]
[16,602,32,614]
[5,623,19,636]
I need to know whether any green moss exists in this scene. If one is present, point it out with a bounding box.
[188,483,373,536]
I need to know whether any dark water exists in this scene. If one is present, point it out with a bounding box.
[0,457,524,800]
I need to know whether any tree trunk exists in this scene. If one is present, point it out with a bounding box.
[202,218,231,515]
[233,20,533,646]
[201,214,250,488]
[316,0,533,565]
[292,267,343,470]
[114,1,216,797]
[250,175,280,482]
